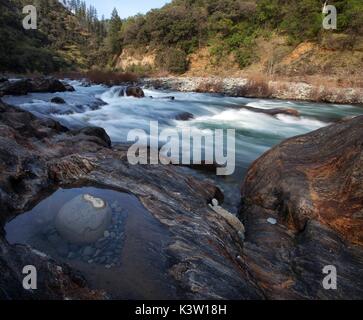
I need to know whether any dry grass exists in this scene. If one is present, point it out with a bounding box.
[238,74,272,97]
[196,80,224,93]
[55,70,138,85]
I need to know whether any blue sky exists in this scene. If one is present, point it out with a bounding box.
[84,0,170,18]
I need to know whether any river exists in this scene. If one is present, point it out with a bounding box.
[3,80,363,212]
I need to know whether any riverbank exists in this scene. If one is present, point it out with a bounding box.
[143,76,363,105]
[1,95,362,299]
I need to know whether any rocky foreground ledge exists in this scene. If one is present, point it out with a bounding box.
[241,115,363,299]
[0,98,362,299]
[143,77,363,105]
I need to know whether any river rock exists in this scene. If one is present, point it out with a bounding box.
[239,105,300,117]
[0,77,74,97]
[30,77,74,93]
[125,86,145,98]
[55,194,112,245]
[51,97,66,104]
[0,79,32,96]
[175,112,194,121]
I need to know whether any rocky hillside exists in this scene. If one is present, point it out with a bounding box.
[116,0,363,81]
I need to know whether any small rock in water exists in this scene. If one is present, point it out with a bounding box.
[104,230,110,238]
[267,217,277,225]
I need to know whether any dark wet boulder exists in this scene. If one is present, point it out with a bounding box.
[88,98,107,110]
[126,86,145,98]
[239,105,300,117]
[73,127,112,148]
[0,78,74,96]
[240,116,363,299]
[0,77,7,83]
[64,83,75,92]
[175,112,194,121]
[0,79,32,96]
[30,77,73,93]
[51,97,66,104]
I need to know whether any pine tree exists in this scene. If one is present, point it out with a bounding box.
[107,8,123,55]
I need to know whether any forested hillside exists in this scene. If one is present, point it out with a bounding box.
[0,0,113,73]
[116,0,363,77]
[1,0,362,78]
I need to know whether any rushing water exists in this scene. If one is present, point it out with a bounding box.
[3,80,363,212]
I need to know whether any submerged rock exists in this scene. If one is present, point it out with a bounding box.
[175,112,194,121]
[239,105,300,117]
[55,194,112,245]
[51,97,66,104]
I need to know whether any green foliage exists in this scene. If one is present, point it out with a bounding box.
[0,0,109,73]
[118,0,363,72]
[1,0,363,74]
[107,8,122,55]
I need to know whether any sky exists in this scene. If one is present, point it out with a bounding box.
[84,0,171,19]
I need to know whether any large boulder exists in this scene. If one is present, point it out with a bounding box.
[240,116,363,299]
[125,86,144,98]
[0,79,32,96]
[30,77,73,93]
[0,77,74,96]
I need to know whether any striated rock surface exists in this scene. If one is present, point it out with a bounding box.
[1,95,362,300]
[240,116,363,299]
[0,238,105,300]
[0,98,260,299]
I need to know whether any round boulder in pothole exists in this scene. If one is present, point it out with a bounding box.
[55,194,112,245]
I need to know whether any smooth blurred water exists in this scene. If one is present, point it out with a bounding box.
[4,80,363,212]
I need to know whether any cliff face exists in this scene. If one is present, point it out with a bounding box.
[115,48,156,71]
[240,116,363,299]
